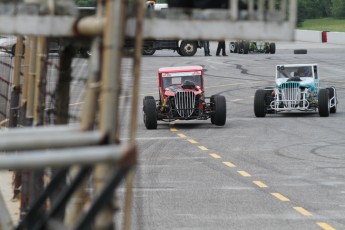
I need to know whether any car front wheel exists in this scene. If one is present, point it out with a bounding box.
[143,96,157,129]
[254,89,267,117]
[212,95,226,126]
[318,88,330,117]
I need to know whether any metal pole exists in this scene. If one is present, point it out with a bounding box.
[55,42,73,125]
[9,36,23,128]
[230,0,238,21]
[0,191,13,230]
[20,36,31,126]
[8,36,24,209]
[289,0,297,26]
[26,36,37,124]
[94,0,126,228]
[123,0,144,228]
[34,36,48,126]
[65,2,104,226]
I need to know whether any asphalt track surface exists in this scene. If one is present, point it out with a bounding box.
[116,41,345,230]
[1,41,345,229]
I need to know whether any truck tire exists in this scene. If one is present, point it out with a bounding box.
[143,97,157,129]
[180,41,198,56]
[318,88,330,117]
[213,95,226,126]
[142,48,156,55]
[254,89,267,117]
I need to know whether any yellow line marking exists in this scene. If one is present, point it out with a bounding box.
[237,171,251,177]
[198,146,208,151]
[223,161,236,168]
[231,99,243,102]
[271,193,290,202]
[177,133,186,138]
[253,181,268,188]
[210,153,221,159]
[293,207,313,216]
[187,139,198,144]
[317,222,336,230]
[170,128,178,132]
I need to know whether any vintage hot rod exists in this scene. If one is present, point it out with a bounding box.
[143,66,227,129]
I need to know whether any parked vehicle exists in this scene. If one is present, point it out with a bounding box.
[138,40,203,56]
[143,65,227,129]
[0,36,60,56]
[254,64,338,117]
[230,40,275,54]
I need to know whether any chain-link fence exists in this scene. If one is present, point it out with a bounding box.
[0,53,12,123]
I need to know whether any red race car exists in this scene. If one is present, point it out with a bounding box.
[143,65,226,129]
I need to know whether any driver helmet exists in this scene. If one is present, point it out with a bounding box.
[297,67,311,77]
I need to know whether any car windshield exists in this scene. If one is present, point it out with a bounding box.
[277,66,313,79]
[162,75,202,89]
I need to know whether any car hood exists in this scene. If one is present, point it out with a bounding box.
[276,78,315,88]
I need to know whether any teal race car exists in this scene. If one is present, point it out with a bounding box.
[254,64,338,117]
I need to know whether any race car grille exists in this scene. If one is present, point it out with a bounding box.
[174,92,196,118]
[280,82,301,107]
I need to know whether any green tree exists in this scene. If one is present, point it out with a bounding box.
[75,0,96,7]
[331,0,345,18]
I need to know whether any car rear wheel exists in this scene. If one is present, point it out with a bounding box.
[269,43,276,54]
[254,89,267,117]
[318,88,330,117]
[143,97,157,129]
[212,95,226,126]
[180,41,197,56]
[327,87,337,113]
[243,41,249,54]
[229,42,234,53]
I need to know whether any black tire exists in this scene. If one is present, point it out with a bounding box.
[143,96,154,105]
[213,95,226,126]
[254,89,267,117]
[318,88,330,117]
[177,48,183,56]
[327,87,337,113]
[269,43,276,54]
[234,42,239,53]
[143,97,157,129]
[294,49,307,54]
[179,41,197,56]
[229,42,234,53]
[243,41,249,54]
[142,48,156,55]
[238,41,243,54]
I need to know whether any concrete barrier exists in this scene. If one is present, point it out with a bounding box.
[327,32,345,45]
[295,29,345,45]
[295,30,322,43]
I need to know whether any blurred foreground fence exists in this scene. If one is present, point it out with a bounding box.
[0,0,297,229]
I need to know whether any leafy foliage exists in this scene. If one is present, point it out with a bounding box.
[75,0,96,7]
[331,0,345,18]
